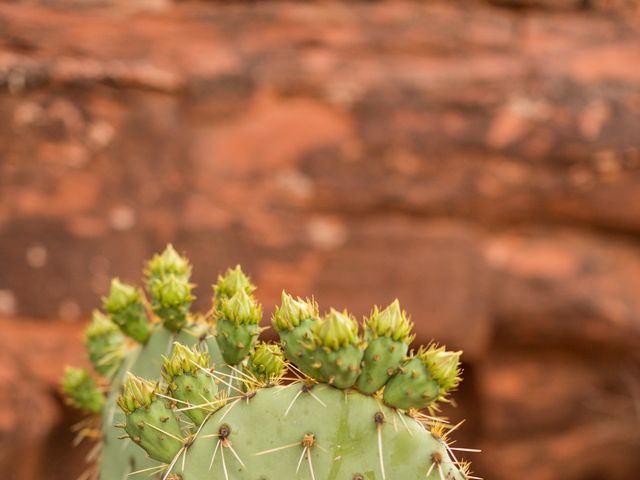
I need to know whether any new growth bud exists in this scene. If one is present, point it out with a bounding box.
[365,299,415,344]
[383,344,463,409]
[153,275,194,308]
[418,344,462,393]
[313,309,359,350]
[103,278,150,343]
[62,367,105,414]
[219,290,262,325]
[213,265,255,307]
[162,343,216,426]
[117,373,159,415]
[84,310,125,377]
[85,309,120,340]
[103,278,140,312]
[272,291,318,331]
[215,289,263,365]
[162,343,210,383]
[355,300,414,394]
[248,342,285,384]
[151,275,195,331]
[144,244,192,288]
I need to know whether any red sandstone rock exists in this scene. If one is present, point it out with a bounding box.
[1,1,639,479]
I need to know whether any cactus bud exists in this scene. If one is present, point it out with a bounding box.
[272,292,319,378]
[103,278,150,343]
[118,373,159,415]
[162,343,216,426]
[383,345,462,409]
[84,310,125,377]
[215,290,262,365]
[248,342,285,384]
[355,300,415,394]
[162,343,210,382]
[272,291,318,331]
[117,373,183,463]
[212,265,255,307]
[62,367,105,414]
[418,344,462,392]
[313,309,359,350]
[306,309,364,388]
[364,299,415,344]
[144,244,192,287]
[219,290,262,325]
[151,275,194,332]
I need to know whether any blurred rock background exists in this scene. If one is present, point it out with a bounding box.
[1,0,640,479]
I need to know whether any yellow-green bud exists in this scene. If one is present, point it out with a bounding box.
[219,290,262,325]
[103,278,141,313]
[249,342,285,383]
[152,275,194,308]
[272,291,318,331]
[117,373,159,415]
[84,310,125,376]
[62,367,105,414]
[418,344,462,392]
[213,265,255,305]
[84,310,119,341]
[364,299,415,344]
[313,309,359,351]
[162,343,210,383]
[144,244,192,284]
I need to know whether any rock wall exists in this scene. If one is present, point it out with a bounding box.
[0,1,639,479]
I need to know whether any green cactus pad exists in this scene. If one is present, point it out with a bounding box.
[273,292,320,378]
[307,309,364,388]
[382,345,461,410]
[62,367,105,414]
[84,310,125,378]
[215,320,260,366]
[356,336,408,395]
[103,278,150,343]
[173,384,466,480]
[151,275,195,332]
[276,317,320,378]
[356,300,414,394]
[382,356,441,410]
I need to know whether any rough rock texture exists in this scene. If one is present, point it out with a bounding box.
[0,1,639,479]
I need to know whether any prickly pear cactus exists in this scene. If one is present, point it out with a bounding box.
[63,245,476,480]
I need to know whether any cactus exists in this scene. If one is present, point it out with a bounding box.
[62,245,475,480]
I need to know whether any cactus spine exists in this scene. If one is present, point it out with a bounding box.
[63,245,474,480]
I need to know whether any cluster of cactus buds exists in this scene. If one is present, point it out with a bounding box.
[62,245,473,480]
